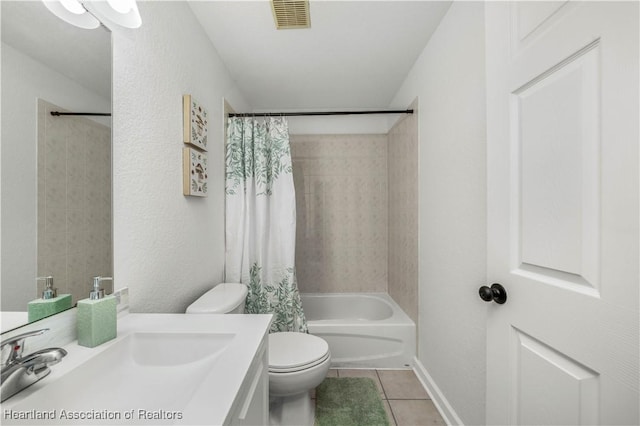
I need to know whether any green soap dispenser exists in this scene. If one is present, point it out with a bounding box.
[77,276,116,348]
[28,276,73,322]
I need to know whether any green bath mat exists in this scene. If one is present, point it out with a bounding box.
[315,377,390,426]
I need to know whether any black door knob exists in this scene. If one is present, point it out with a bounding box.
[479,283,507,304]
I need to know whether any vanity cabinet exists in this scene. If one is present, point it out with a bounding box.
[0,314,273,426]
[227,334,268,426]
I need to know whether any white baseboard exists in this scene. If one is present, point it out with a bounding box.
[412,357,464,426]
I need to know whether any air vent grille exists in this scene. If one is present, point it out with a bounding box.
[271,0,310,29]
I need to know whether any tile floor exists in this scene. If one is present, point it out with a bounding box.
[313,369,446,426]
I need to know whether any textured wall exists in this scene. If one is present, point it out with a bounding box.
[112,2,249,313]
[391,3,488,425]
[291,134,388,293]
[387,102,419,325]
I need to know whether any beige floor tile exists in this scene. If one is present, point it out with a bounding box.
[327,369,339,378]
[383,400,397,426]
[337,369,385,397]
[378,370,429,400]
[388,400,445,426]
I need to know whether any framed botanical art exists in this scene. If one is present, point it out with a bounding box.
[183,94,208,151]
[183,147,208,197]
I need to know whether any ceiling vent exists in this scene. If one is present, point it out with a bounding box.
[271,0,310,29]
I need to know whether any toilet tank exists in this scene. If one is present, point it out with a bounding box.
[186,283,248,314]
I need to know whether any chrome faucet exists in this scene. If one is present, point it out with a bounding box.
[1,328,67,402]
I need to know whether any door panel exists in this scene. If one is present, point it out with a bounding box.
[513,41,600,293]
[511,329,599,425]
[486,2,639,425]
[513,1,569,46]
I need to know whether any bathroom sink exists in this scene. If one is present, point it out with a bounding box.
[127,331,235,366]
[6,331,235,424]
[1,314,273,425]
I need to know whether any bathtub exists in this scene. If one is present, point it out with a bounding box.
[301,293,416,368]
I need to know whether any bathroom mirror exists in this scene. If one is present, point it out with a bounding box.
[1,1,112,333]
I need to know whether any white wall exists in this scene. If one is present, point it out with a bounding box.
[287,115,389,135]
[111,2,249,314]
[1,43,110,311]
[390,3,487,425]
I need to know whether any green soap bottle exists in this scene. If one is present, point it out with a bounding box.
[28,276,73,322]
[77,276,116,348]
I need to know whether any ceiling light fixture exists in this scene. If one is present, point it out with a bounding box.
[85,0,142,29]
[43,0,100,29]
[59,0,86,15]
[42,0,142,29]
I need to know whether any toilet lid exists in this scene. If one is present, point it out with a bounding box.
[185,283,247,314]
[269,332,330,373]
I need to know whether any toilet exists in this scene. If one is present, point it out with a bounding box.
[186,283,331,426]
[185,283,248,314]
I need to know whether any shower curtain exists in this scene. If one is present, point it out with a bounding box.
[225,117,307,333]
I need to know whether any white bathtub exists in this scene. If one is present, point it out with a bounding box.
[301,293,416,368]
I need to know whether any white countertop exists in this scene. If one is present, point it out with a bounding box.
[1,313,272,425]
[1,312,28,333]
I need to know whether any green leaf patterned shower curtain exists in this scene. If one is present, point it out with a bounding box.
[225,117,307,333]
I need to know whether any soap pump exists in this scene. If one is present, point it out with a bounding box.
[77,276,117,348]
[28,276,72,323]
[89,276,108,300]
[39,276,57,299]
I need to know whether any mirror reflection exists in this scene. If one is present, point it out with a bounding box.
[1,1,112,332]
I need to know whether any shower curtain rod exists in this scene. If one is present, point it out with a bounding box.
[228,109,413,118]
[51,111,111,117]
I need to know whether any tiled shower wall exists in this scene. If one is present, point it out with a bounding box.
[37,99,112,303]
[387,104,419,324]
[291,115,418,325]
[291,134,388,293]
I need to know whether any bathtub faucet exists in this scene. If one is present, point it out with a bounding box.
[0,328,67,402]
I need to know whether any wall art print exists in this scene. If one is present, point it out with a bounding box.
[183,147,208,197]
[183,94,208,151]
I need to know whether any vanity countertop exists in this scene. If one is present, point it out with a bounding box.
[1,312,29,334]
[1,313,273,425]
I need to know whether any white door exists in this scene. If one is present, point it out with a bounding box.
[485,2,639,425]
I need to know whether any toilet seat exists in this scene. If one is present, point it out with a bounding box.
[269,332,330,373]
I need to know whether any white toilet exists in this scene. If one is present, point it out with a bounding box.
[186,283,331,426]
[185,283,248,314]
